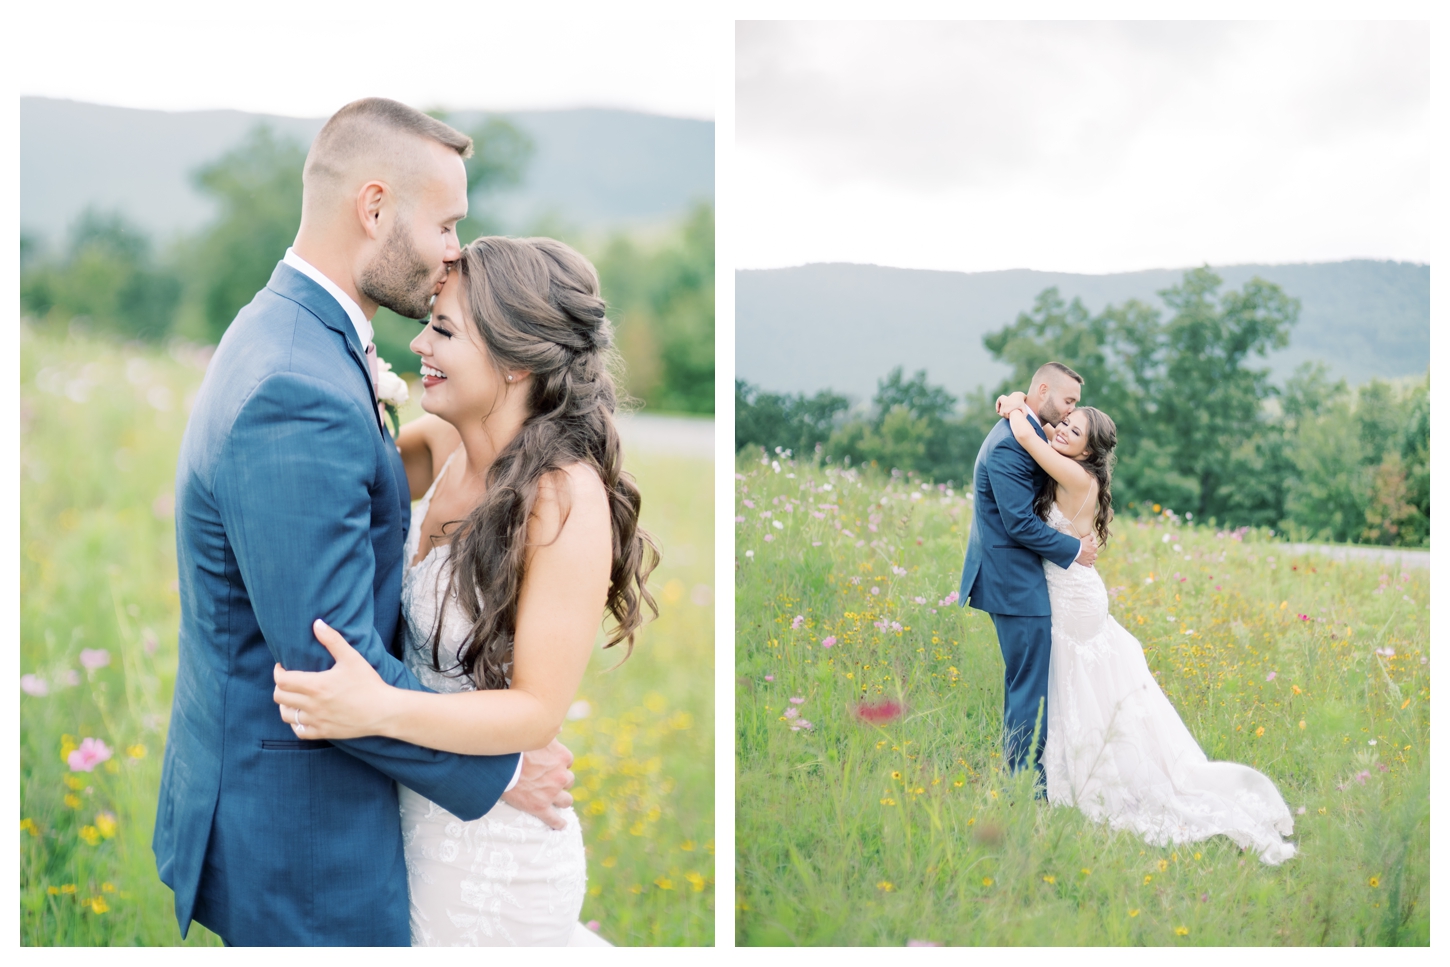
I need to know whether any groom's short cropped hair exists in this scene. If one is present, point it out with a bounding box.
[303,98,473,201]
[1032,361,1083,388]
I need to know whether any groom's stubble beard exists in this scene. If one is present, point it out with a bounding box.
[358,219,438,320]
[1038,397,1065,425]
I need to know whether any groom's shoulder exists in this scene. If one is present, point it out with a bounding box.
[980,419,1027,460]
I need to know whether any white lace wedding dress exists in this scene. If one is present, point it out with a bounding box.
[1040,503,1297,864]
[397,453,608,945]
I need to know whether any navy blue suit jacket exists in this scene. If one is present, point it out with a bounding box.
[153,262,520,945]
[959,416,1081,615]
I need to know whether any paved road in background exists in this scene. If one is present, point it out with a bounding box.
[616,413,713,461]
[1287,543,1429,570]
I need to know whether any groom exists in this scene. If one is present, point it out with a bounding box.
[154,99,573,946]
[958,362,1096,787]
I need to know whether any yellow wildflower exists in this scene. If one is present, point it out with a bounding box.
[60,884,76,895]
[63,794,82,810]
[1042,875,1056,884]
[128,744,148,758]
[88,897,110,914]
[654,877,674,890]
[1158,859,1169,872]
[982,877,993,887]
[877,881,894,892]
[1129,909,1140,918]
[1369,877,1380,888]
[686,871,707,892]
[1175,926,1189,936]
[20,818,38,836]
[95,812,118,839]
[79,825,101,846]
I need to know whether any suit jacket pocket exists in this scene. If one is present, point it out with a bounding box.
[259,738,333,751]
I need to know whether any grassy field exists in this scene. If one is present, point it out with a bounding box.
[19,321,714,946]
[734,451,1429,946]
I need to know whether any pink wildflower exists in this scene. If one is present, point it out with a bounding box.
[764,675,774,682]
[791,615,804,630]
[789,696,805,705]
[79,649,110,671]
[1266,671,1276,682]
[57,669,80,687]
[1355,770,1370,784]
[586,920,601,932]
[21,675,48,697]
[870,587,880,596]
[68,738,112,772]
[822,636,837,649]
[784,708,799,720]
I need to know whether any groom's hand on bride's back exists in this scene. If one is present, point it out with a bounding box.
[501,738,576,830]
[1076,534,1098,568]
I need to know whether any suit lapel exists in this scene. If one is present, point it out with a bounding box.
[265,262,386,439]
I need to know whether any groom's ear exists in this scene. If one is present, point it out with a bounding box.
[356,181,390,240]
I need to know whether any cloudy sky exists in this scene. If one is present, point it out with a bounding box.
[15,9,714,120]
[736,20,1430,274]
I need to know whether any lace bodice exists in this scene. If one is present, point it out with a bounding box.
[401,450,483,695]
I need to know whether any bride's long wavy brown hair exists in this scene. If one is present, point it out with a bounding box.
[1033,405,1117,547]
[431,235,659,690]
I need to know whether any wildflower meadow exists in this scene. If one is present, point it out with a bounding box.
[735,450,1428,946]
[20,321,714,946]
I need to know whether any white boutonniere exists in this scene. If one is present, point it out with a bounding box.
[375,356,409,437]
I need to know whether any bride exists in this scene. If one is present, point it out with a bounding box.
[994,391,1296,865]
[271,235,658,943]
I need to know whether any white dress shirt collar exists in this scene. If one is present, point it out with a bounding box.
[1022,404,1043,430]
[283,248,374,349]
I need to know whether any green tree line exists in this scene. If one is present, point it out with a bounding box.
[21,120,713,415]
[737,267,1427,547]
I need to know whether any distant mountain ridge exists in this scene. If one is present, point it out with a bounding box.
[736,260,1428,399]
[20,97,714,247]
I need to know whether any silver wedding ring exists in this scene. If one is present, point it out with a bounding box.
[293,706,303,727]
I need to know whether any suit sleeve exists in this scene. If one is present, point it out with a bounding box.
[984,438,1082,571]
[214,371,518,821]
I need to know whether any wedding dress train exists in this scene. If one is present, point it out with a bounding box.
[398,453,611,945]
[1040,504,1296,864]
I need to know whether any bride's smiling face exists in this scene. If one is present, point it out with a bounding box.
[409,271,512,425]
[1050,410,1093,460]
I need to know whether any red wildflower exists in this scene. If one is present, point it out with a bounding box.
[856,700,904,724]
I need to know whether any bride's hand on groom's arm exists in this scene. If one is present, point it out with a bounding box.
[273,619,396,740]
[996,390,1028,417]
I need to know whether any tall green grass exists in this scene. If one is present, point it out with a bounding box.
[19,322,713,945]
[735,452,1427,946]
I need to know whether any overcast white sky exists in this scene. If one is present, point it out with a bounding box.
[736,20,1430,274]
[15,9,714,121]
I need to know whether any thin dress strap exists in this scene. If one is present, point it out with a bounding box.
[1072,486,1095,532]
[409,447,463,569]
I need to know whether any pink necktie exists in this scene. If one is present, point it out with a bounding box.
[364,342,387,429]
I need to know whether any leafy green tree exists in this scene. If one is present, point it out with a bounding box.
[970,267,1299,521]
[592,204,714,414]
[20,209,180,340]
[190,126,307,342]
[455,117,534,244]
[735,380,850,456]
